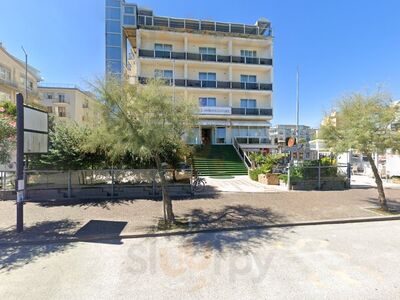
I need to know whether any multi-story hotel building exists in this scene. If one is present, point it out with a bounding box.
[105,0,274,152]
[38,84,102,126]
[0,42,41,104]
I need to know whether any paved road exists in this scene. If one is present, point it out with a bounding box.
[1,221,400,299]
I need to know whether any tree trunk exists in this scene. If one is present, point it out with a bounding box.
[155,155,175,225]
[366,153,388,211]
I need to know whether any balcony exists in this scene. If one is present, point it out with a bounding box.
[137,15,271,37]
[0,77,18,89]
[231,107,273,116]
[138,49,273,66]
[138,77,273,91]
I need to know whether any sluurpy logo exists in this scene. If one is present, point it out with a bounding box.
[126,234,275,292]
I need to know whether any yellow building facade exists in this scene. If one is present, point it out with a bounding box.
[0,42,41,104]
[38,85,102,126]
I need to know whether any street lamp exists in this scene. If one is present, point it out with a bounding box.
[21,46,28,103]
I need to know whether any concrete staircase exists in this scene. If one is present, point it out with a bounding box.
[193,145,248,177]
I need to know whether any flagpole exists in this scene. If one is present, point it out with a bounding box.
[296,67,300,160]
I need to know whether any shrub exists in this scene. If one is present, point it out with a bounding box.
[249,168,263,181]
[278,174,288,183]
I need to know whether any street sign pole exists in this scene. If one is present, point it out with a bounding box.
[16,93,24,233]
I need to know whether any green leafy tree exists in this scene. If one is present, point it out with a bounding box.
[31,121,106,170]
[0,101,16,165]
[320,91,400,210]
[91,78,197,225]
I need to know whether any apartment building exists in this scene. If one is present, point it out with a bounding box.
[269,124,316,145]
[38,84,102,126]
[0,42,41,104]
[105,0,274,151]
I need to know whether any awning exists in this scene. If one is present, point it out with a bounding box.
[198,120,230,126]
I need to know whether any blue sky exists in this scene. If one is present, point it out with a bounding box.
[1,0,399,127]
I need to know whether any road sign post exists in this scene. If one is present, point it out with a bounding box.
[16,93,24,233]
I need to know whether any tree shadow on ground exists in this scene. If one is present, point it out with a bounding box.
[0,219,78,272]
[365,197,400,211]
[177,205,287,255]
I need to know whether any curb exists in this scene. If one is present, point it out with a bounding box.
[1,215,400,247]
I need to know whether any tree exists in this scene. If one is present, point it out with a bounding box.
[320,91,400,210]
[91,78,197,225]
[30,120,106,170]
[0,101,16,165]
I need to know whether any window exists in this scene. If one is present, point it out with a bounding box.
[199,97,216,107]
[29,81,33,90]
[124,15,135,25]
[155,43,172,52]
[0,65,11,81]
[106,47,122,60]
[199,47,216,55]
[124,6,135,14]
[19,75,25,85]
[216,127,226,144]
[47,106,53,113]
[154,69,173,79]
[106,33,121,46]
[106,20,121,33]
[58,107,66,117]
[241,50,257,57]
[199,72,216,81]
[240,99,257,108]
[240,75,257,83]
[47,94,53,100]
[106,0,120,7]
[58,94,65,102]
[106,7,120,20]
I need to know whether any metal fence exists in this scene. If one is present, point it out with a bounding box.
[287,163,351,191]
[1,169,193,201]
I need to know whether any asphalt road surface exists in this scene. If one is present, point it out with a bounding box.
[1,221,400,299]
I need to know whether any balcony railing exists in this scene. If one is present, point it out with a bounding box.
[231,107,273,116]
[137,15,271,37]
[138,49,273,66]
[235,136,271,144]
[138,77,272,91]
[0,77,18,89]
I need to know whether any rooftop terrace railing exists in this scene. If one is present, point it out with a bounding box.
[137,15,271,37]
[138,49,273,66]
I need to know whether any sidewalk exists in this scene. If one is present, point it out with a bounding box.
[0,187,399,244]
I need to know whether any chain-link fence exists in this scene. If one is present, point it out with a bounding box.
[288,163,351,190]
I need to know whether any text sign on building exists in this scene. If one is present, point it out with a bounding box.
[200,107,232,115]
[23,105,48,154]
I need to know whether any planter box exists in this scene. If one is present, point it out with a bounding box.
[258,173,280,185]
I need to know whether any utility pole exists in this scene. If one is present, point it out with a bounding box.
[296,67,300,161]
[21,46,28,103]
[172,59,176,106]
